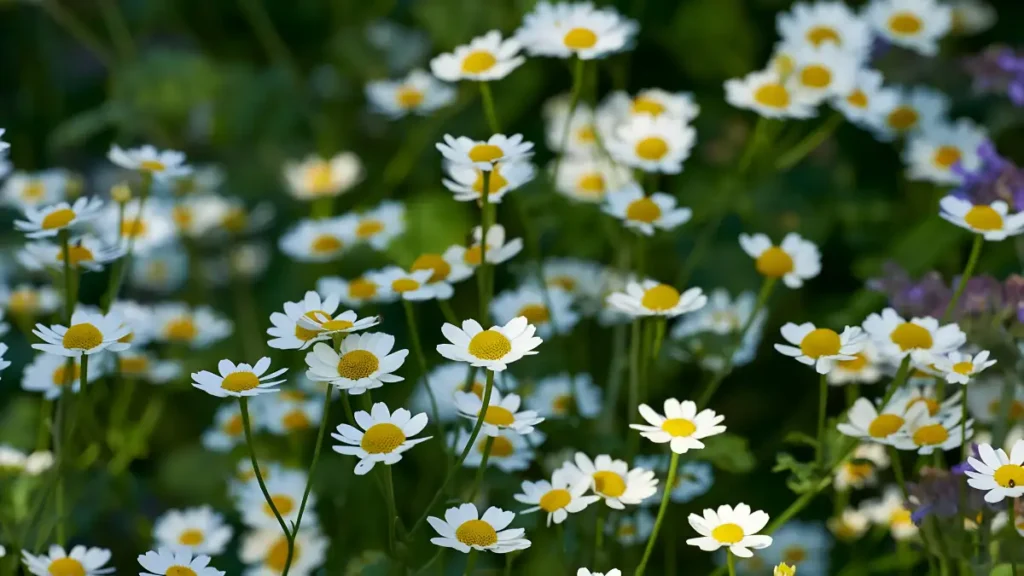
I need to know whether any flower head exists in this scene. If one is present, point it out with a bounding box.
[455,388,544,437]
[862,308,966,362]
[443,161,535,204]
[906,120,988,185]
[279,217,355,262]
[32,309,130,358]
[776,1,872,59]
[108,144,191,180]
[774,323,866,374]
[430,31,525,82]
[332,402,431,475]
[428,503,531,553]
[725,69,818,119]
[491,284,579,338]
[933,349,996,384]
[283,153,362,199]
[138,548,224,576]
[604,184,693,236]
[514,467,600,526]
[152,304,232,348]
[15,197,104,239]
[607,114,696,174]
[437,317,543,372]
[367,69,456,118]
[686,503,773,558]
[939,196,1024,241]
[562,453,658,509]
[304,335,408,395]
[22,545,114,576]
[864,0,952,56]
[192,358,287,399]
[437,134,534,172]
[18,235,125,273]
[153,506,233,556]
[965,440,1024,503]
[516,2,638,60]
[630,399,726,454]
[739,232,821,288]
[2,170,67,210]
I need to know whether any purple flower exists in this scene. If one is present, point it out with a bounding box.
[907,466,997,525]
[868,262,951,318]
[952,141,1024,212]
[965,45,1024,107]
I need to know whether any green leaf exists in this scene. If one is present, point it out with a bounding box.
[784,431,819,448]
[699,432,756,473]
[773,452,822,493]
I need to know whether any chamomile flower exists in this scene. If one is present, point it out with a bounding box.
[456,428,539,472]
[774,323,866,374]
[429,503,531,554]
[756,522,831,575]
[949,0,996,35]
[607,114,696,174]
[527,373,602,418]
[437,317,543,372]
[317,275,385,308]
[740,232,822,288]
[862,486,918,540]
[542,258,604,304]
[777,1,873,59]
[437,134,534,172]
[21,353,103,398]
[367,267,436,301]
[965,441,1024,503]
[890,409,970,454]
[832,69,898,126]
[32,310,129,358]
[153,506,233,556]
[905,120,988,185]
[104,198,177,255]
[834,443,890,490]
[264,396,324,435]
[789,43,860,102]
[117,352,180,384]
[933,350,997,384]
[610,509,655,546]
[304,335,408,395]
[725,69,818,119]
[202,403,248,452]
[610,89,701,123]
[240,527,327,576]
[544,99,601,156]
[515,2,638,60]
[555,156,633,204]
[563,453,658,509]
[686,503,773,558]
[837,397,919,444]
[873,85,950,140]
[491,284,579,338]
[443,161,535,204]
[604,184,692,236]
[606,279,706,318]
[430,31,524,82]
[283,153,363,200]
[266,291,341,350]
[0,284,59,317]
[152,303,232,348]
[2,170,67,210]
[353,201,405,249]
[515,467,600,526]
[862,308,966,362]
[15,197,104,239]
[366,69,456,118]
[238,467,316,529]
[296,309,379,339]
[413,364,518,422]
[940,196,1024,241]
[130,247,188,293]
[446,225,524,268]
[864,0,952,56]
[331,402,430,475]
[407,251,475,297]
[138,548,224,576]
[18,235,125,273]
[279,217,354,262]
[192,358,287,398]
[22,545,113,576]
[827,340,884,385]
[454,388,544,437]
[891,385,962,420]
[828,508,871,541]
[630,399,726,454]
[108,144,191,180]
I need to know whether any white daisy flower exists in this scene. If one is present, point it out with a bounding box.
[686,503,773,558]
[544,99,602,156]
[108,144,191,181]
[21,353,103,398]
[443,161,535,204]
[515,467,600,526]
[238,467,316,529]
[607,114,696,174]
[202,403,248,452]
[266,290,342,350]
[296,309,379,339]
[515,2,638,60]
[949,0,996,35]
[837,397,922,444]
[862,308,966,362]
[455,428,539,472]
[967,380,1024,425]
[555,156,633,204]
[331,402,431,475]
[872,85,950,140]
[445,224,524,269]
[138,548,224,576]
[304,335,408,395]
[562,453,658,509]
[32,309,129,358]
[169,194,231,239]
[317,275,385,308]
[116,352,180,384]
[437,134,534,172]
[22,545,113,576]
[101,198,177,256]
[411,364,518,422]
[153,506,233,556]
[367,68,456,118]
[191,357,287,398]
[18,235,125,273]
[789,43,861,103]
[864,0,952,56]
[2,170,67,210]
[283,152,363,200]
[437,317,543,372]
[454,388,544,437]
[15,196,104,239]
[106,300,155,346]
[0,284,59,317]
[862,486,918,540]
[939,197,1024,241]
[130,247,188,293]
[279,217,355,262]
[491,284,579,338]
[606,279,706,318]
[905,120,988,185]
[430,30,525,82]
[630,398,727,454]
[965,441,1024,503]
[428,503,531,554]
[151,303,232,348]
[240,527,327,576]
[542,258,605,306]
[777,1,873,59]
[607,89,701,123]
[890,408,970,454]
[353,201,405,250]
[527,372,602,419]
[933,349,996,384]
[827,340,884,385]
[406,250,476,299]
[739,232,822,288]
[774,323,866,374]
[263,395,324,435]
[890,385,962,420]
[832,68,899,126]
[604,184,692,236]
[367,266,436,301]
[828,508,871,541]
[725,69,818,119]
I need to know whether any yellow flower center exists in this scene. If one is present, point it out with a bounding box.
[265,494,295,517]
[549,276,577,292]
[356,219,384,239]
[56,245,95,267]
[837,353,868,371]
[576,125,597,142]
[221,371,260,393]
[456,519,498,547]
[577,173,606,196]
[847,90,869,108]
[482,405,516,427]
[294,310,327,341]
[140,159,167,172]
[311,234,343,254]
[868,414,905,438]
[167,567,197,576]
[488,436,515,456]
[952,361,975,375]
[468,144,504,163]
[121,218,148,238]
[360,422,406,454]
[933,145,962,169]
[799,328,842,358]
[282,409,311,431]
[994,464,1024,488]
[593,470,627,497]
[304,161,334,195]
[517,303,550,325]
[889,322,933,351]
[753,83,790,108]
[22,180,45,200]
[563,27,598,49]
[322,318,354,331]
[48,558,86,576]
[539,488,572,512]
[119,355,149,375]
[776,563,797,576]
[887,106,918,131]
[461,51,497,74]
[472,165,509,195]
[807,25,841,46]
[8,289,38,314]
[632,97,666,116]
[222,207,247,233]
[165,317,197,342]
[635,137,669,161]
[463,245,483,266]
[618,523,638,537]
[467,330,512,360]
[844,461,874,480]
[411,254,452,283]
[783,546,807,564]
[223,414,243,436]
[906,396,940,416]
[964,205,1003,231]
[661,417,697,437]
[337,349,379,379]
[178,528,206,546]
[755,246,794,277]
[625,197,663,223]
[800,64,832,89]
[51,362,80,386]
[396,86,424,109]
[392,278,421,293]
[888,12,923,35]
[348,278,377,300]
[989,400,1024,419]
[62,322,103,350]
[41,208,76,230]
[890,508,912,526]
[172,205,193,229]
[711,522,745,544]
[640,284,681,311]
[552,394,573,414]
[912,423,949,446]
[266,535,295,572]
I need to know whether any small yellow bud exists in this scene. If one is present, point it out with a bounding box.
[774,563,796,576]
[111,183,132,203]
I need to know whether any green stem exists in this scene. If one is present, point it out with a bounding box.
[635,452,680,576]
[102,174,152,312]
[291,385,333,547]
[627,319,642,457]
[478,82,500,134]
[59,230,73,324]
[383,466,398,553]
[96,0,135,60]
[816,373,828,467]
[774,113,844,170]
[593,509,605,567]
[468,436,494,501]
[463,549,479,576]
[550,57,586,184]
[477,172,494,320]
[943,234,984,321]
[402,301,447,460]
[437,299,459,326]
[890,447,908,499]
[1012,499,1019,576]
[727,551,736,576]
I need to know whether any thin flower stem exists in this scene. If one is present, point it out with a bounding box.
[943,234,984,321]
[727,550,736,576]
[551,57,586,184]
[463,549,479,576]
[774,112,844,171]
[816,373,828,467]
[438,299,459,325]
[477,172,494,320]
[889,447,909,499]
[402,300,447,460]
[383,466,398,553]
[96,0,135,60]
[593,509,605,567]
[478,82,500,134]
[635,451,680,576]
[960,391,969,461]
[102,174,152,313]
[291,385,332,546]
[627,319,642,457]
[1012,499,1019,576]
[468,436,494,501]
[239,397,294,574]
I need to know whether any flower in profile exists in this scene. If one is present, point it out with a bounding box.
[933,350,996,384]
[827,508,871,541]
[862,486,918,540]
[240,527,327,575]
[21,353,102,398]
[153,506,233,556]
[22,545,113,575]
[965,441,1024,503]
[872,85,950,140]
[428,503,531,553]
[491,284,579,338]
[331,402,430,475]
[2,170,67,210]
[366,69,456,118]
[454,388,544,437]
[108,144,190,180]
[527,373,602,419]
[446,225,524,268]
[283,152,363,200]
[266,291,342,351]
[317,275,386,309]
[891,408,970,455]
[304,335,407,395]
[353,200,405,250]
[367,266,437,301]
[138,548,224,576]
[431,31,524,82]
[151,304,232,348]
[631,399,726,454]
[607,279,706,318]
[739,232,821,288]
[443,161,535,204]
[32,309,130,358]
[837,397,920,445]
[19,235,125,274]
[455,428,539,472]
[515,2,637,60]
[725,70,817,119]
[515,466,600,526]
[279,217,354,262]
[686,503,773,557]
[607,114,696,174]
[437,134,534,171]
[192,358,287,399]
[862,308,966,362]
[864,0,951,56]
[939,197,1024,241]
[555,156,633,204]
[774,323,865,374]
[437,317,543,372]
[15,197,104,239]
[563,453,658,509]
[776,1,872,59]
[604,184,692,236]
[0,284,59,318]
[905,120,988,185]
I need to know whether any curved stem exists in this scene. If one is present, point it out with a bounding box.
[943,234,984,321]
[550,57,586,184]
[635,452,680,576]
[774,113,843,171]
[291,385,332,544]
[467,436,494,501]
[462,549,479,576]
[816,373,828,467]
[402,300,446,461]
